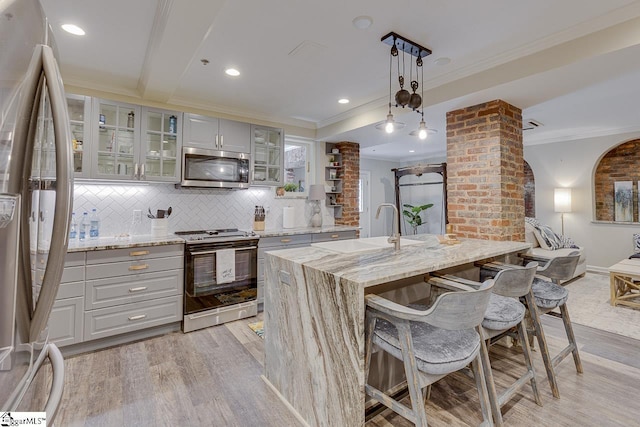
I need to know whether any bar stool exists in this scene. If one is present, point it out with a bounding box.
[521,251,583,398]
[364,279,495,427]
[481,251,582,398]
[433,262,542,426]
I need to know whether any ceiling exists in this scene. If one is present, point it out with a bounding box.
[40,0,640,161]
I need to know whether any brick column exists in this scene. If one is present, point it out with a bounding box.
[446,100,524,241]
[335,142,359,234]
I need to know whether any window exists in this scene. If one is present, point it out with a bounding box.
[280,137,315,197]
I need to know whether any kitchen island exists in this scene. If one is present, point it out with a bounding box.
[263,235,531,426]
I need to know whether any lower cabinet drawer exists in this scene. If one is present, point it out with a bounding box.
[85,269,183,310]
[49,297,84,347]
[84,295,182,341]
[57,280,84,300]
[86,256,183,280]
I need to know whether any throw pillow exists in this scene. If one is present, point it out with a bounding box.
[524,223,540,247]
[534,224,563,250]
[634,234,640,253]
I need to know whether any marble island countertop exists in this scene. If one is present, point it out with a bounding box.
[266,234,531,288]
[67,234,184,252]
[263,234,533,426]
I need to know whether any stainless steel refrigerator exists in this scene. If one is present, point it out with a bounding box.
[0,0,73,423]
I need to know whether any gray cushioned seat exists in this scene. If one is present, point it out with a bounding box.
[532,277,568,309]
[373,315,480,376]
[482,293,525,331]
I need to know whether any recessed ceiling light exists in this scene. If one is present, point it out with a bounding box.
[434,57,451,66]
[352,16,373,30]
[338,98,349,104]
[225,68,240,77]
[61,24,85,36]
[409,150,415,153]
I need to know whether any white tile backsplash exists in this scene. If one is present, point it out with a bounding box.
[73,183,334,237]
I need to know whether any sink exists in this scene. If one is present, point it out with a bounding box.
[311,239,382,254]
[360,236,424,248]
[311,236,427,254]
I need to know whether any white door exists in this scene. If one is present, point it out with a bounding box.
[359,170,371,238]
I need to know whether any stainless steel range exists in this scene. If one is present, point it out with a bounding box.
[176,229,259,332]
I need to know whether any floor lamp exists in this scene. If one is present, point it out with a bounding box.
[554,188,572,236]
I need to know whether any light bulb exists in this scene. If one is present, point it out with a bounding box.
[385,113,395,134]
[417,119,428,140]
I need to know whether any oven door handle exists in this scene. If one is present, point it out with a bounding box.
[189,246,257,256]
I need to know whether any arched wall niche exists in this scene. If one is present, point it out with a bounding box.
[594,138,640,222]
[524,160,535,218]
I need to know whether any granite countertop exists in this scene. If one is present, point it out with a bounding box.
[266,235,531,288]
[255,225,359,238]
[67,235,184,252]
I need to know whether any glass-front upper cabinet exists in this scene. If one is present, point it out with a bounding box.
[66,94,92,178]
[91,98,140,180]
[140,107,182,182]
[251,125,283,186]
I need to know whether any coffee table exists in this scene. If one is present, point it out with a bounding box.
[608,258,640,309]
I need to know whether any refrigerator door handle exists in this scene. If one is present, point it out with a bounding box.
[44,343,64,424]
[29,45,74,342]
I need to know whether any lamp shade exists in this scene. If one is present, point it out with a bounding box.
[554,188,572,213]
[308,184,325,201]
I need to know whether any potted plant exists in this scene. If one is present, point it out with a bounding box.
[284,182,299,192]
[402,203,434,234]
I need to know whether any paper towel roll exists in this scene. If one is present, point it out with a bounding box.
[282,206,295,229]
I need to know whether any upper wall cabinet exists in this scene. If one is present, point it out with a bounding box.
[66,94,92,178]
[182,113,250,153]
[90,99,182,183]
[91,98,141,181]
[251,125,283,186]
[140,107,182,182]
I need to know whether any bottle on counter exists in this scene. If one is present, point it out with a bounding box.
[89,208,100,240]
[69,212,77,241]
[79,212,89,241]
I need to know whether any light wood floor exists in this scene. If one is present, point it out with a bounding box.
[53,312,640,426]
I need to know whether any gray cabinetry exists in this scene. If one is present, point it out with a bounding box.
[83,244,183,341]
[48,244,184,348]
[256,231,356,307]
[251,125,283,186]
[183,113,250,153]
[48,252,86,347]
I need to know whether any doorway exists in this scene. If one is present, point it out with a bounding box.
[359,170,371,238]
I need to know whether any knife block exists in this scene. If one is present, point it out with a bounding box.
[253,220,265,231]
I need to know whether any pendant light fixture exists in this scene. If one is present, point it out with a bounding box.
[380,32,432,136]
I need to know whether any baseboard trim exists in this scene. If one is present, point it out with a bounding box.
[587,265,609,275]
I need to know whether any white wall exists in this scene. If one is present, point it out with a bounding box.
[524,130,640,271]
[360,158,400,237]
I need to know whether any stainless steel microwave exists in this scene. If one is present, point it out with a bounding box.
[180,147,250,189]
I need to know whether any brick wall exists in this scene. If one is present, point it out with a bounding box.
[524,160,535,218]
[595,139,640,222]
[446,99,525,241]
[335,142,360,232]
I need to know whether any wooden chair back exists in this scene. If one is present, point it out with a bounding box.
[426,280,494,330]
[492,261,538,298]
[537,251,580,283]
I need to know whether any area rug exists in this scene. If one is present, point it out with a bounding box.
[564,273,640,340]
[248,321,264,339]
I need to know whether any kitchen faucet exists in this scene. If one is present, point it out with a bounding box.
[375,203,400,251]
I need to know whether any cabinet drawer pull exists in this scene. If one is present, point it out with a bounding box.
[128,314,147,321]
[129,264,149,271]
[331,234,340,238]
[129,286,148,293]
[130,250,150,256]
[280,238,291,243]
